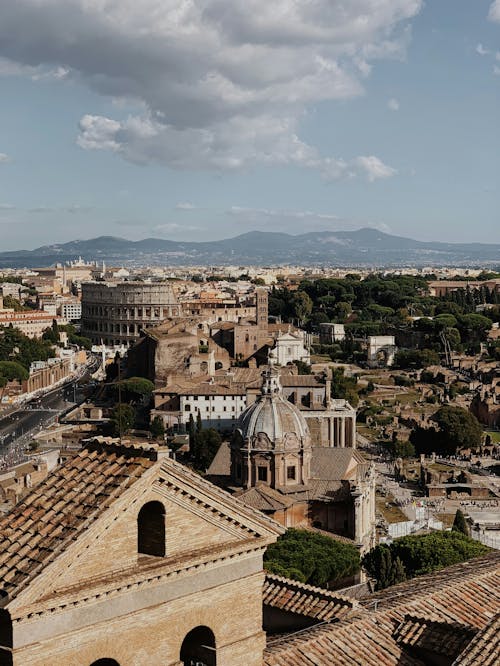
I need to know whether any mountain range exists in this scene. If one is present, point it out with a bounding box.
[0,228,499,268]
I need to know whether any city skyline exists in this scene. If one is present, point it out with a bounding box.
[0,0,499,250]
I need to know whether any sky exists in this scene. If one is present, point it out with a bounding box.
[0,0,499,250]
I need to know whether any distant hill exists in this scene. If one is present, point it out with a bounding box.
[0,228,499,268]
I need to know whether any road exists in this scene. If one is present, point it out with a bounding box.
[0,357,100,464]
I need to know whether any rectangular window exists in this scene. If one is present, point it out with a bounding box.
[184,404,191,412]
[258,466,267,482]
[287,466,296,480]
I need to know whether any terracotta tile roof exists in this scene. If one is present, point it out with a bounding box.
[265,614,424,666]
[263,573,357,622]
[453,612,500,666]
[280,375,324,388]
[394,615,476,660]
[265,553,500,666]
[310,447,367,481]
[206,440,232,477]
[0,440,157,602]
[361,552,500,629]
[236,485,295,512]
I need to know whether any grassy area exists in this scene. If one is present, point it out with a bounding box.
[485,431,500,443]
[376,494,408,524]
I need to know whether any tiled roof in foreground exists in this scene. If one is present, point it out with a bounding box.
[394,615,476,661]
[265,552,500,666]
[453,613,500,666]
[263,573,357,622]
[0,439,157,602]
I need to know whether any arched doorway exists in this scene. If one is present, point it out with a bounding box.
[180,626,216,666]
[90,660,120,666]
[137,501,165,557]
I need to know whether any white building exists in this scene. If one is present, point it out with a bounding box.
[273,330,310,366]
[59,301,82,321]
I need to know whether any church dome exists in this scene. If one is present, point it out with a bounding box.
[237,396,310,446]
[236,364,310,449]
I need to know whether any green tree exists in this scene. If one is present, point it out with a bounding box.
[387,439,415,459]
[431,405,483,454]
[292,360,312,375]
[150,415,165,440]
[291,291,313,325]
[114,377,155,404]
[452,509,469,536]
[188,413,196,448]
[110,404,136,436]
[264,528,360,588]
[192,428,222,470]
[196,409,203,433]
[330,368,359,407]
[363,532,489,589]
[0,360,29,382]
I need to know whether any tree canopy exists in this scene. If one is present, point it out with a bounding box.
[110,404,136,436]
[431,405,483,453]
[264,528,360,587]
[362,531,489,589]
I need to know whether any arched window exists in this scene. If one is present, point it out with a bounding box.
[137,501,165,557]
[90,660,120,666]
[180,626,216,666]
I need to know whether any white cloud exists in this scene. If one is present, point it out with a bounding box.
[353,156,397,182]
[494,65,500,76]
[31,66,69,82]
[387,98,400,111]
[476,43,490,56]
[0,0,423,178]
[228,207,339,221]
[489,0,500,22]
[0,153,10,163]
[176,202,197,210]
[153,222,201,234]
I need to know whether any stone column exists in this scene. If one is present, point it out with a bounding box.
[340,417,345,447]
[354,494,363,543]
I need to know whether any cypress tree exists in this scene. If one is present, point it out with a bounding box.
[452,509,469,536]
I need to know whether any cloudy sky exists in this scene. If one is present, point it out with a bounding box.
[0,0,499,250]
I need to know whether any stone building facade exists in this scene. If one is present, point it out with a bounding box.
[81,281,181,346]
[0,438,283,666]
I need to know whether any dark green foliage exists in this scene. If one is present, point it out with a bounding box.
[395,348,439,369]
[452,509,469,536]
[264,528,360,587]
[0,325,56,370]
[42,320,60,343]
[2,295,31,311]
[150,415,165,440]
[110,404,136,436]
[362,545,407,589]
[431,405,483,454]
[386,439,415,458]
[363,532,489,589]
[291,291,313,325]
[59,324,92,349]
[0,360,29,382]
[192,428,221,470]
[292,360,312,375]
[113,377,155,403]
[330,367,359,406]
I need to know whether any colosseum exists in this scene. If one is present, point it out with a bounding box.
[81,281,182,346]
